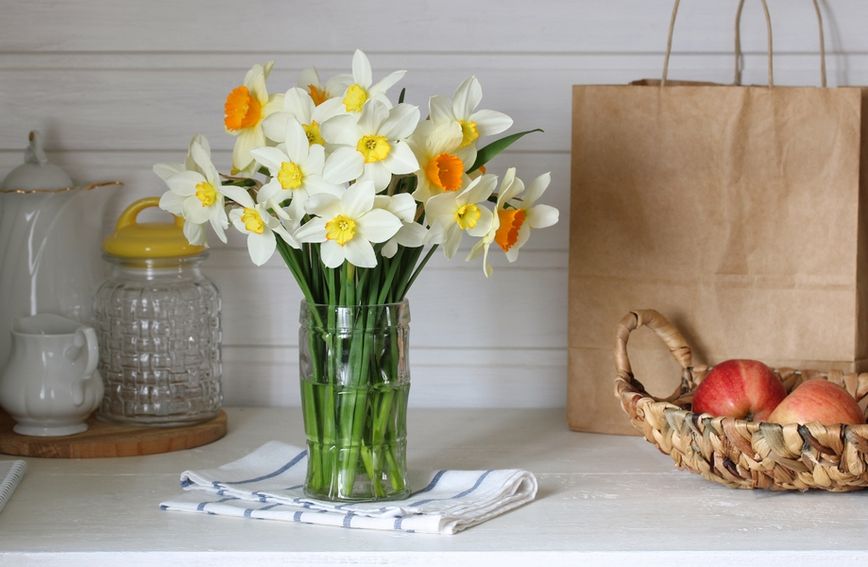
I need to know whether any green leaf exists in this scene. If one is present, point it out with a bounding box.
[398,88,406,104]
[467,128,543,173]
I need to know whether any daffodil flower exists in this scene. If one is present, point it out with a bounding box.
[333,49,406,113]
[323,101,420,192]
[222,185,299,266]
[429,76,514,148]
[156,135,229,246]
[426,173,497,259]
[408,120,475,203]
[296,180,402,269]
[374,194,428,258]
[466,168,521,277]
[261,87,346,146]
[494,171,559,262]
[297,67,350,107]
[224,62,284,173]
[251,119,362,219]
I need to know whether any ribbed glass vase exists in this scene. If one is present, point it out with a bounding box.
[298,300,411,502]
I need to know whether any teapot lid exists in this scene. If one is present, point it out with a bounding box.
[1,131,74,191]
[103,197,205,259]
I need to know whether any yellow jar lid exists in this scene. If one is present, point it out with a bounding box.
[103,197,205,259]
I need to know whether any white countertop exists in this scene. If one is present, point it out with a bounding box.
[1,407,867,566]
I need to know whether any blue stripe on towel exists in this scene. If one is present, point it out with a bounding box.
[411,470,492,507]
[293,511,303,522]
[224,450,307,485]
[343,512,355,528]
[406,469,447,504]
[197,496,237,511]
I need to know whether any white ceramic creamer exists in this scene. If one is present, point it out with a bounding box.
[0,314,103,436]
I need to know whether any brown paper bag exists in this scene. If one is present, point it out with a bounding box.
[567,1,868,434]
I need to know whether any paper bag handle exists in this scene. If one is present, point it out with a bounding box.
[662,0,828,88]
[614,309,696,402]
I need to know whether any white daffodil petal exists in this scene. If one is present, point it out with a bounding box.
[323,146,364,184]
[233,127,265,172]
[284,87,315,123]
[343,238,377,268]
[378,104,420,140]
[443,226,462,258]
[272,224,300,249]
[342,180,376,217]
[321,114,360,146]
[461,174,497,205]
[153,162,185,182]
[167,171,205,196]
[354,163,387,193]
[382,238,399,258]
[320,239,345,268]
[358,101,389,134]
[471,109,514,137]
[352,49,373,87]
[257,179,288,206]
[296,217,328,243]
[314,97,347,123]
[210,214,228,244]
[357,209,401,243]
[304,175,344,197]
[425,193,457,225]
[466,206,494,238]
[305,193,341,217]
[183,220,206,246]
[190,137,213,174]
[453,76,482,119]
[527,204,559,229]
[247,231,276,266]
[371,69,406,96]
[297,68,320,90]
[159,191,185,215]
[220,185,256,208]
[262,112,289,143]
[305,144,325,176]
[246,64,268,103]
[426,121,464,155]
[389,193,418,222]
[522,172,552,206]
[182,198,211,224]
[395,222,427,247]
[250,146,289,172]
[428,95,455,125]
[384,141,419,175]
[284,120,309,163]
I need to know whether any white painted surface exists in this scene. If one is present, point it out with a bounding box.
[1,407,867,565]
[0,0,863,407]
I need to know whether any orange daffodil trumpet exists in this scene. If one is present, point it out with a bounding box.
[224,62,284,173]
[156,48,558,275]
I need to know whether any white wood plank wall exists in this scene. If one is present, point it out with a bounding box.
[1,0,864,408]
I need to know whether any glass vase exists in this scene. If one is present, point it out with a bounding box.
[298,300,411,502]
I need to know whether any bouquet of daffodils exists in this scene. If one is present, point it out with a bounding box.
[155,50,558,501]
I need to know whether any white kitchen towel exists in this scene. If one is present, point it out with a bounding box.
[160,441,537,534]
[0,460,26,514]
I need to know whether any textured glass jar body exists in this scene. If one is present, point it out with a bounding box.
[299,301,410,502]
[93,255,222,426]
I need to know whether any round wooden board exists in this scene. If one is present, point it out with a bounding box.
[0,409,227,458]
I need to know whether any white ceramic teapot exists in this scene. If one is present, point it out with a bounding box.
[0,314,103,436]
[0,131,122,369]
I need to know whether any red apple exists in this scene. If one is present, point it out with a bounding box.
[692,359,786,421]
[767,379,864,425]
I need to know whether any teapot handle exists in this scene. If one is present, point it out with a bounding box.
[71,326,99,407]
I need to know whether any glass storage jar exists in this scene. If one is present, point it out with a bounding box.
[94,197,222,425]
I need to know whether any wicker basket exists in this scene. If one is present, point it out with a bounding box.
[614,309,868,492]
